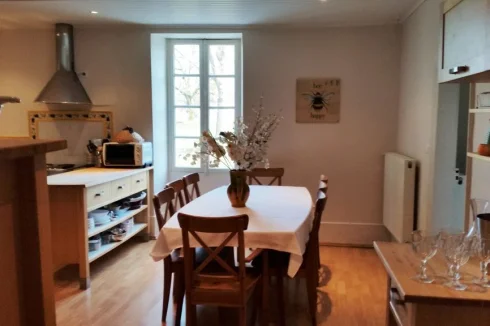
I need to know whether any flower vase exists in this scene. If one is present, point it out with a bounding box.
[227,170,250,207]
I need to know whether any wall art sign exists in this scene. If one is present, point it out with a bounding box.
[296,78,341,123]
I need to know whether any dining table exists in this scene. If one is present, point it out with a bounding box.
[150,184,314,322]
[150,185,314,277]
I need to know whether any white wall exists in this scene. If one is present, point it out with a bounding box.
[0,25,401,245]
[397,0,440,231]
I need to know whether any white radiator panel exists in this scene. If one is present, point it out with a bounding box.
[383,152,416,243]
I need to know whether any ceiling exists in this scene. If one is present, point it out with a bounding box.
[0,0,421,29]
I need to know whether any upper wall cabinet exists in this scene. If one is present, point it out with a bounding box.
[440,0,490,83]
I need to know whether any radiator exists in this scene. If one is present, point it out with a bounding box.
[383,152,416,243]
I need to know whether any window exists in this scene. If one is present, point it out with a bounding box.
[167,39,242,171]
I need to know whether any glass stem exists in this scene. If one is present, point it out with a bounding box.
[453,264,461,285]
[420,260,427,279]
[481,261,489,283]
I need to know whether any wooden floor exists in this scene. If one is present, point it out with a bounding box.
[55,239,387,326]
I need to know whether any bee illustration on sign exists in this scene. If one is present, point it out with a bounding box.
[302,91,335,113]
[296,78,341,123]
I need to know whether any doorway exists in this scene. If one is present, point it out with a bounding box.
[432,83,470,231]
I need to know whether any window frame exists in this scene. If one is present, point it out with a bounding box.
[167,38,242,173]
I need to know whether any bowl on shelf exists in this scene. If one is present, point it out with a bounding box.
[100,233,111,245]
[88,237,101,252]
[112,205,130,217]
[110,227,127,242]
[128,191,146,210]
[89,209,112,226]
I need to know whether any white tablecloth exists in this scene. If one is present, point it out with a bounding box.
[150,185,313,277]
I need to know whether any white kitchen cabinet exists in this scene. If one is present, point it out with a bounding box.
[440,0,490,83]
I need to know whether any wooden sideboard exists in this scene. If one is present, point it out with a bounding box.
[375,241,490,326]
[0,138,66,326]
[47,167,154,289]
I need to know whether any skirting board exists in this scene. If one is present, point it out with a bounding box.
[319,222,390,246]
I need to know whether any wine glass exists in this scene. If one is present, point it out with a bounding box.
[443,235,473,291]
[473,237,490,287]
[438,228,466,278]
[411,230,439,283]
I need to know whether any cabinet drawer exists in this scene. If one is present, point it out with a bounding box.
[111,177,131,200]
[131,172,147,192]
[86,183,112,210]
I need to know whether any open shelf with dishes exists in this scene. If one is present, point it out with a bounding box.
[88,223,147,262]
[88,205,148,238]
[87,189,149,265]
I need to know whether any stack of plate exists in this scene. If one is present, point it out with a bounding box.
[120,218,134,233]
[89,209,112,226]
[87,217,95,230]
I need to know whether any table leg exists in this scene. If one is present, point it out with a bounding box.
[261,250,269,326]
[386,275,396,326]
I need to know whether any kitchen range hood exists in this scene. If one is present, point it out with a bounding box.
[0,96,20,108]
[35,23,91,105]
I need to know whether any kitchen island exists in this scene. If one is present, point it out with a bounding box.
[0,138,66,326]
[47,166,154,289]
[375,241,490,326]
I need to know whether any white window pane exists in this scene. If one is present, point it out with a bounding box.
[174,44,200,74]
[209,45,235,75]
[175,138,200,168]
[175,108,200,137]
[208,109,235,135]
[209,77,235,107]
[174,77,200,106]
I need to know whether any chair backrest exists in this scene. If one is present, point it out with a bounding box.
[166,179,186,211]
[183,173,201,204]
[318,175,328,195]
[304,176,329,260]
[178,213,249,301]
[246,168,285,186]
[153,188,176,230]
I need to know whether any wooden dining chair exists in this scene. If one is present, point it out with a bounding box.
[178,213,267,326]
[266,185,328,326]
[166,179,186,211]
[183,172,201,204]
[246,168,285,186]
[153,187,185,325]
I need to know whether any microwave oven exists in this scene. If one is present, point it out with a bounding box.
[102,142,153,167]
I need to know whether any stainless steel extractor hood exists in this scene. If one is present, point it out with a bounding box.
[35,23,92,105]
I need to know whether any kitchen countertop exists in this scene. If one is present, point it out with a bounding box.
[47,166,153,187]
[0,137,67,160]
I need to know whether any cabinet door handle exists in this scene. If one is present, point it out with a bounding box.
[449,65,469,75]
[95,191,104,197]
[118,185,125,190]
[136,179,141,183]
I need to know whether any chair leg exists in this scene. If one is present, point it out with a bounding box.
[305,273,317,325]
[251,281,263,326]
[163,261,172,322]
[316,245,321,287]
[239,306,247,326]
[277,274,286,326]
[174,268,185,326]
[186,303,197,326]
